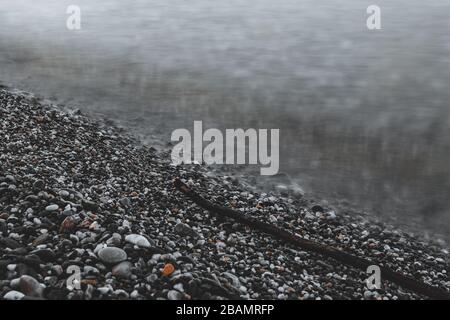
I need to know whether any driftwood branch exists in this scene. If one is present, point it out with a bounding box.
[174,178,450,300]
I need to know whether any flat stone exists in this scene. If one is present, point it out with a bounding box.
[32,233,49,246]
[0,237,21,249]
[112,261,132,279]
[125,234,152,248]
[81,199,98,212]
[98,247,127,264]
[222,272,241,288]
[32,180,45,191]
[168,290,184,300]
[30,249,56,262]
[3,290,25,300]
[59,190,70,198]
[19,275,44,298]
[174,223,199,238]
[45,204,59,212]
[106,233,122,246]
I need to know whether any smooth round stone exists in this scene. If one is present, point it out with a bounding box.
[112,261,133,279]
[59,190,70,198]
[222,272,240,288]
[45,204,59,212]
[106,233,122,246]
[32,180,45,190]
[98,247,127,264]
[364,290,374,300]
[19,275,44,298]
[130,290,139,299]
[174,223,198,237]
[125,234,151,248]
[94,243,107,254]
[167,290,184,300]
[97,286,112,295]
[0,220,7,235]
[10,278,20,289]
[3,290,25,300]
[30,249,56,262]
[7,264,17,271]
[173,283,184,292]
[5,175,16,183]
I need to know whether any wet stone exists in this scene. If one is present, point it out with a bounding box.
[45,204,59,212]
[125,234,152,248]
[98,247,127,264]
[19,275,44,298]
[112,261,133,279]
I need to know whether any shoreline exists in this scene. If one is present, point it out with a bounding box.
[0,88,448,300]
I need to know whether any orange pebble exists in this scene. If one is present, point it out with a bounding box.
[162,263,175,276]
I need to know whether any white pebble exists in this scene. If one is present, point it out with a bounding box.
[3,291,25,300]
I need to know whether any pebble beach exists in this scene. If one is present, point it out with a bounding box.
[0,88,449,300]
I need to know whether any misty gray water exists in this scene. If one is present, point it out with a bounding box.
[1,0,450,238]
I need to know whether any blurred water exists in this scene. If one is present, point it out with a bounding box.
[1,0,450,237]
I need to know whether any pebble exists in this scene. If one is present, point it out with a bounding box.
[94,243,107,254]
[174,223,199,238]
[119,197,131,208]
[0,220,6,235]
[82,200,98,212]
[311,205,325,213]
[45,204,59,212]
[7,264,16,271]
[112,261,133,279]
[327,211,337,219]
[125,234,152,248]
[3,290,25,300]
[31,249,56,262]
[106,233,122,246]
[222,272,241,288]
[0,237,21,249]
[173,283,184,292]
[130,290,140,299]
[98,247,127,264]
[59,190,70,198]
[19,275,44,298]
[97,286,113,295]
[32,180,45,191]
[5,175,16,183]
[364,290,374,300]
[168,290,184,300]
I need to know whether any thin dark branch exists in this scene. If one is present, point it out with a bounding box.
[174,178,450,300]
